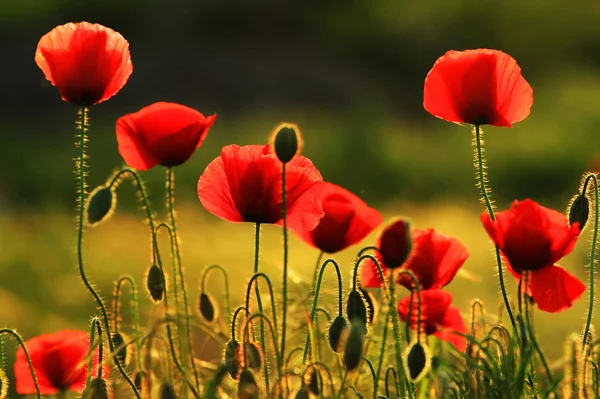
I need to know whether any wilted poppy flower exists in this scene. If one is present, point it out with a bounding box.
[35,22,132,106]
[295,182,382,253]
[14,330,109,395]
[198,144,325,232]
[481,199,585,312]
[116,102,216,170]
[423,49,533,127]
[398,289,466,351]
[361,223,468,291]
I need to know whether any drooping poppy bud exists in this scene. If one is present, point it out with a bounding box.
[224,339,243,380]
[292,385,311,399]
[343,321,364,371]
[358,286,378,324]
[404,341,431,383]
[132,370,147,393]
[568,193,590,232]
[82,377,109,399]
[346,290,368,335]
[328,316,349,353]
[85,186,116,227]
[244,341,263,372]
[270,122,303,164]
[146,265,165,303]
[111,332,129,367]
[198,292,218,323]
[238,369,259,399]
[306,366,322,396]
[155,381,177,399]
[0,368,8,399]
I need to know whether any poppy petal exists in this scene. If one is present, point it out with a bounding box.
[528,265,585,313]
[116,115,160,170]
[360,256,388,288]
[433,305,467,352]
[277,166,325,232]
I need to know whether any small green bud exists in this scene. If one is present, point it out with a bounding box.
[85,185,116,227]
[269,122,303,163]
[404,341,431,383]
[244,341,263,372]
[343,320,364,371]
[328,315,349,353]
[346,289,368,334]
[238,369,259,399]
[568,193,590,231]
[358,286,378,324]
[224,339,243,380]
[146,265,165,303]
[82,377,109,399]
[111,332,129,367]
[198,292,218,323]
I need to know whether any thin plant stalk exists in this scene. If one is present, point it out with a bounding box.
[0,329,41,399]
[281,162,289,359]
[582,173,599,352]
[74,107,140,398]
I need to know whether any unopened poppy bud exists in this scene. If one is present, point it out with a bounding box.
[568,194,590,231]
[343,320,364,371]
[155,381,177,399]
[198,292,218,323]
[328,315,349,353]
[85,185,116,227]
[238,369,259,399]
[111,332,129,366]
[132,370,147,392]
[404,341,431,383]
[224,339,243,380]
[0,368,8,399]
[346,290,368,335]
[146,265,165,303]
[306,367,322,396]
[358,286,378,324]
[244,341,263,372]
[379,218,412,269]
[293,386,311,399]
[270,122,303,164]
[83,377,109,399]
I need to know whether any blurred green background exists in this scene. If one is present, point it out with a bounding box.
[2,0,600,395]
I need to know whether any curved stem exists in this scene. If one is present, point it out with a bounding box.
[472,124,516,331]
[251,222,270,394]
[166,167,199,390]
[582,173,598,352]
[106,166,155,228]
[113,275,144,372]
[375,311,390,393]
[281,162,289,360]
[302,258,344,364]
[241,313,282,379]
[74,107,140,398]
[303,362,335,397]
[361,356,377,399]
[200,264,231,325]
[385,366,399,399]
[245,273,279,345]
[231,306,247,341]
[0,329,41,399]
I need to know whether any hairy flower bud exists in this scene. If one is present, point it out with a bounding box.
[238,369,259,399]
[198,292,218,323]
[156,381,177,399]
[111,332,129,367]
[270,122,303,164]
[244,341,263,372]
[82,377,109,399]
[85,185,116,227]
[343,320,364,371]
[346,290,368,334]
[328,315,349,353]
[404,341,431,383]
[146,265,165,303]
[224,339,243,380]
[306,366,322,396]
[358,286,378,324]
[568,193,590,231]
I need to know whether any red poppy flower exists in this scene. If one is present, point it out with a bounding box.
[35,22,132,106]
[360,223,468,291]
[423,49,533,127]
[198,144,325,232]
[481,199,585,312]
[14,330,109,395]
[398,289,466,351]
[116,102,216,170]
[295,182,382,253]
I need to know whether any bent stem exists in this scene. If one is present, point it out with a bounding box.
[0,329,41,399]
[200,264,232,325]
[113,276,144,372]
[472,124,516,331]
[166,167,199,390]
[582,173,599,352]
[74,107,140,398]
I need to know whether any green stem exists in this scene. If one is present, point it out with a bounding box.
[361,356,377,399]
[281,162,289,360]
[86,317,99,388]
[375,311,390,393]
[312,251,324,289]
[166,167,199,390]
[473,124,516,331]
[74,107,140,398]
[0,329,41,399]
[200,264,231,325]
[337,370,349,399]
[582,173,598,352]
[106,166,155,228]
[251,223,271,394]
[113,276,144,372]
[95,319,104,380]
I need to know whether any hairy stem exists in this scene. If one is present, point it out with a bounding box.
[281,162,289,359]
[0,329,41,399]
[582,173,599,352]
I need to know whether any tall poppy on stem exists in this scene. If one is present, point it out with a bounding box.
[116,102,216,170]
[481,199,585,313]
[35,22,132,106]
[197,144,325,232]
[398,289,466,351]
[296,182,382,253]
[14,330,109,395]
[361,220,468,291]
